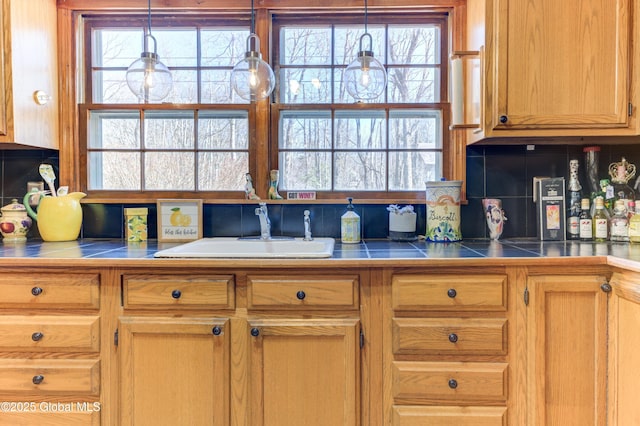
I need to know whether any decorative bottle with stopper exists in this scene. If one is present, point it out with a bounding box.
[567,159,582,240]
[609,157,636,213]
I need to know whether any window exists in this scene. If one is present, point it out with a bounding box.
[79,11,450,200]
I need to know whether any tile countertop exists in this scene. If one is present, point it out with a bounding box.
[0,238,639,270]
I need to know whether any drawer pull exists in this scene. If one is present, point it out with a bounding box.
[447,288,457,298]
[32,375,44,385]
[251,328,260,337]
[31,287,43,296]
[171,290,182,299]
[212,326,222,336]
[296,290,306,300]
[448,333,458,343]
[448,378,458,389]
[31,332,44,342]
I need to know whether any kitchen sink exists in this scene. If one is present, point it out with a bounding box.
[154,237,335,258]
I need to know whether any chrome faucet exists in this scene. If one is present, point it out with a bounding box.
[255,203,271,240]
[303,210,313,241]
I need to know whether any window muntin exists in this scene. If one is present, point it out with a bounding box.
[82,13,449,198]
[274,16,446,193]
[86,108,249,191]
[90,24,249,104]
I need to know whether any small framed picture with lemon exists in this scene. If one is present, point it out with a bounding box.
[157,199,203,242]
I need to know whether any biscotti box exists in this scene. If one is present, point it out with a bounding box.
[536,177,566,241]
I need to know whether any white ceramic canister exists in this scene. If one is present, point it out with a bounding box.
[425,180,463,242]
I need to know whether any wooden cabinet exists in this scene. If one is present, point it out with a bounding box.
[0,0,58,148]
[525,273,609,426]
[244,273,362,426]
[118,317,230,426]
[385,272,510,425]
[0,271,101,425]
[465,0,640,141]
[246,318,360,426]
[118,274,234,426]
[607,271,640,425]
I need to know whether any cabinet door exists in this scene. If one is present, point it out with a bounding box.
[608,272,640,425]
[491,0,632,134]
[526,275,608,426]
[248,318,360,426]
[118,317,229,426]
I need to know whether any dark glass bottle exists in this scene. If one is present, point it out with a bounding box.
[567,159,582,240]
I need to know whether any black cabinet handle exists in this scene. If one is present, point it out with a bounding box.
[448,333,458,343]
[448,379,458,389]
[31,287,43,296]
[171,290,182,299]
[499,115,508,124]
[296,290,306,300]
[212,326,222,336]
[251,328,260,337]
[32,332,44,342]
[601,283,612,293]
[447,288,457,298]
[32,375,44,385]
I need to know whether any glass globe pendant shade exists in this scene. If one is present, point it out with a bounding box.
[344,34,387,101]
[231,34,275,101]
[126,35,173,102]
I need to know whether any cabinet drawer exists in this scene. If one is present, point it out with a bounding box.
[393,318,507,355]
[0,411,100,426]
[0,359,100,395]
[392,274,507,311]
[123,275,235,310]
[0,273,99,309]
[247,275,359,309]
[0,316,99,352]
[392,406,507,426]
[393,361,508,402]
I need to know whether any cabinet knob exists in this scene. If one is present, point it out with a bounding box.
[296,290,306,300]
[499,115,508,124]
[601,283,612,293]
[447,288,457,298]
[448,378,458,389]
[212,326,222,336]
[251,328,260,337]
[32,375,45,385]
[31,332,44,342]
[31,287,43,296]
[448,333,458,343]
[171,290,182,299]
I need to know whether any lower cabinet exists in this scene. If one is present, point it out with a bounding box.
[525,273,609,426]
[385,271,510,426]
[118,317,230,426]
[608,271,640,425]
[247,318,361,426]
[115,270,362,426]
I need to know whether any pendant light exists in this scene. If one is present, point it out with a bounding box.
[343,0,387,101]
[126,0,173,102]
[230,0,276,102]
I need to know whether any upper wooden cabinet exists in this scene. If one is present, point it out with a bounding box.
[0,0,58,149]
[465,0,640,142]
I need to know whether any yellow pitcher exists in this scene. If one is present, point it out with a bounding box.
[23,192,86,241]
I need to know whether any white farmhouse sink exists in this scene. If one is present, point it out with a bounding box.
[154,237,335,258]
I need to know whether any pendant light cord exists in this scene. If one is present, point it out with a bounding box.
[147,0,153,36]
[364,0,368,35]
[251,0,255,34]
